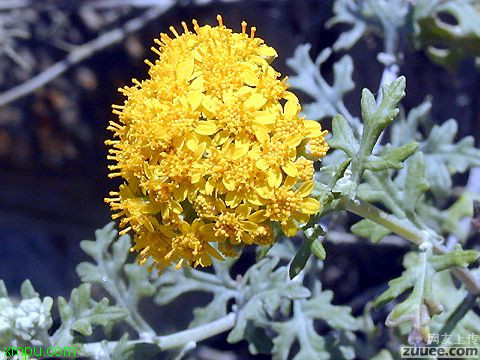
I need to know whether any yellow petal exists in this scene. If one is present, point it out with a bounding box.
[176,58,194,82]
[173,186,188,202]
[282,219,298,237]
[297,180,315,198]
[232,142,249,160]
[193,49,203,62]
[170,200,183,214]
[253,124,270,143]
[283,91,299,102]
[194,141,207,160]
[160,205,170,220]
[213,130,230,145]
[241,221,258,232]
[205,243,225,261]
[195,120,218,136]
[285,134,303,148]
[158,224,176,238]
[242,70,258,87]
[199,223,215,236]
[185,135,198,152]
[293,211,310,224]
[245,93,267,111]
[303,120,323,138]
[192,219,203,232]
[254,111,276,125]
[205,178,214,195]
[284,99,299,119]
[251,55,269,68]
[215,198,227,212]
[225,192,242,208]
[248,210,267,223]
[201,96,218,115]
[242,232,254,245]
[257,45,278,59]
[300,198,321,214]
[237,86,253,97]
[223,177,236,191]
[190,75,204,90]
[188,91,204,110]
[235,204,251,218]
[282,161,299,177]
[268,167,282,188]
[256,158,269,170]
[283,176,297,189]
[255,186,273,199]
[219,88,231,102]
[247,192,267,206]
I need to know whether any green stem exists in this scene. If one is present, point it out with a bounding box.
[342,197,424,245]
[342,197,480,296]
[80,313,236,356]
[438,294,478,339]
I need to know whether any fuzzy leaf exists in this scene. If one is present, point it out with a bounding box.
[155,258,237,328]
[228,257,310,343]
[374,247,479,342]
[358,152,430,229]
[272,288,358,360]
[414,0,480,69]
[76,223,155,335]
[0,280,7,298]
[287,45,355,121]
[390,99,431,148]
[20,280,39,300]
[365,142,419,171]
[430,270,480,350]
[361,77,406,132]
[327,0,409,51]
[403,152,430,214]
[348,77,406,197]
[351,219,391,243]
[391,100,480,199]
[290,225,326,279]
[54,283,126,346]
[421,119,480,198]
[328,114,359,156]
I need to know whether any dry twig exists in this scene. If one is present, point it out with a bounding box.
[0,1,175,107]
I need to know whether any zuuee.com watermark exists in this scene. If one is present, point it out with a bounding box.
[400,332,479,359]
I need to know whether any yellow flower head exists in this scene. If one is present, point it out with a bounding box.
[106,15,329,269]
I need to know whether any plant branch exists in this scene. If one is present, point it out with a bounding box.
[343,198,424,245]
[343,197,480,296]
[85,0,182,8]
[0,0,30,10]
[80,313,236,356]
[0,3,174,107]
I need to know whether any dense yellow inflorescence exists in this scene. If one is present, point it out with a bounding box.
[105,16,329,269]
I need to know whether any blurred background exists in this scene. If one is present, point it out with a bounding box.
[1,0,479,357]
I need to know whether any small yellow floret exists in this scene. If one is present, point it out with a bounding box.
[106,15,329,269]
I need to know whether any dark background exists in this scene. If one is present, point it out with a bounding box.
[1,0,479,357]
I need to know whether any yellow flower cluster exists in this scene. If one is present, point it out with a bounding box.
[106,16,329,269]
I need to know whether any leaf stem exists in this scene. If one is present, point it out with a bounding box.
[81,313,236,356]
[342,197,424,245]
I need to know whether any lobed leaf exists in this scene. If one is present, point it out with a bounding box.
[374,247,479,343]
[287,45,356,122]
[54,283,126,346]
